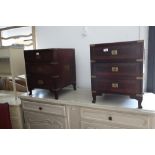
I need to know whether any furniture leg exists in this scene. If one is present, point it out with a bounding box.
[92,94,96,103]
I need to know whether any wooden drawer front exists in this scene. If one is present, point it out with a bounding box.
[24,50,57,62]
[27,75,55,89]
[93,79,141,94]
[81,108,149,128]
[93,63,142,77]
[26,63,59,75]
[24,111,67,129]
[91,42,143,60]
[22,101,66,116]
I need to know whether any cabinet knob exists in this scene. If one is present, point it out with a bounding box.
[108,116,112,121]
[39,107,43,110]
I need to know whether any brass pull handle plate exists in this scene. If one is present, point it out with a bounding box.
[64,65,70,71]
[112,67,119,72]
[38,80,44,85]
[111,50,118,55]
[112,83,118,88]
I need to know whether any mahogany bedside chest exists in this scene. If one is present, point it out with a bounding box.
[24,48,76,99]
[90,40,144,108]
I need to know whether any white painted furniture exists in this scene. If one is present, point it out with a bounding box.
[20,89,155,129]
[22,101,67,129]
[0,46,27,99]
[0,91,24,128]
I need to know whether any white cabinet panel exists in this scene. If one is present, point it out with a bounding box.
[81,108,149,128]
[22,101,66,116]
[24,111,67,129]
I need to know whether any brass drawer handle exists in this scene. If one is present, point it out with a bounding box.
[112,83,118,88]
[112,67,119,72]
[111,50,118,55]
[38,80,44,85]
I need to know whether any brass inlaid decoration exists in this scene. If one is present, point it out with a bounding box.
[136,59,143,62]
[136,77,143,80]
[91,75,96,78]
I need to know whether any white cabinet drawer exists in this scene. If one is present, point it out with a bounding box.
[24,111,67,129]
[22,101,66,116]
[81,108,149,128]
[81,120,122,129]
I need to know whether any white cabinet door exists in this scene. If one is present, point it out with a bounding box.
[24,111,67,129]
[66,106,81,129]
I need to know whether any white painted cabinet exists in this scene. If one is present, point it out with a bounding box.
[24,111,67,129]
[0,46,27,99]
[20,96,155,129]
[22,100,68,129]
[9,104,23,129]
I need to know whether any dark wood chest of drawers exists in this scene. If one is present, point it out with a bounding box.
[24,48,76,99]
[90,40,144,108]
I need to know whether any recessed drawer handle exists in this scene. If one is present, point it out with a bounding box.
[112,83,118,88]
[111,50,118,55]
[102,48,109,53]
[39,107,43,110]
[112,67,119,72]
[108,116,112,121]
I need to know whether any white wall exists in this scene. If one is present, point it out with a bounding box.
[35,26,148,89]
